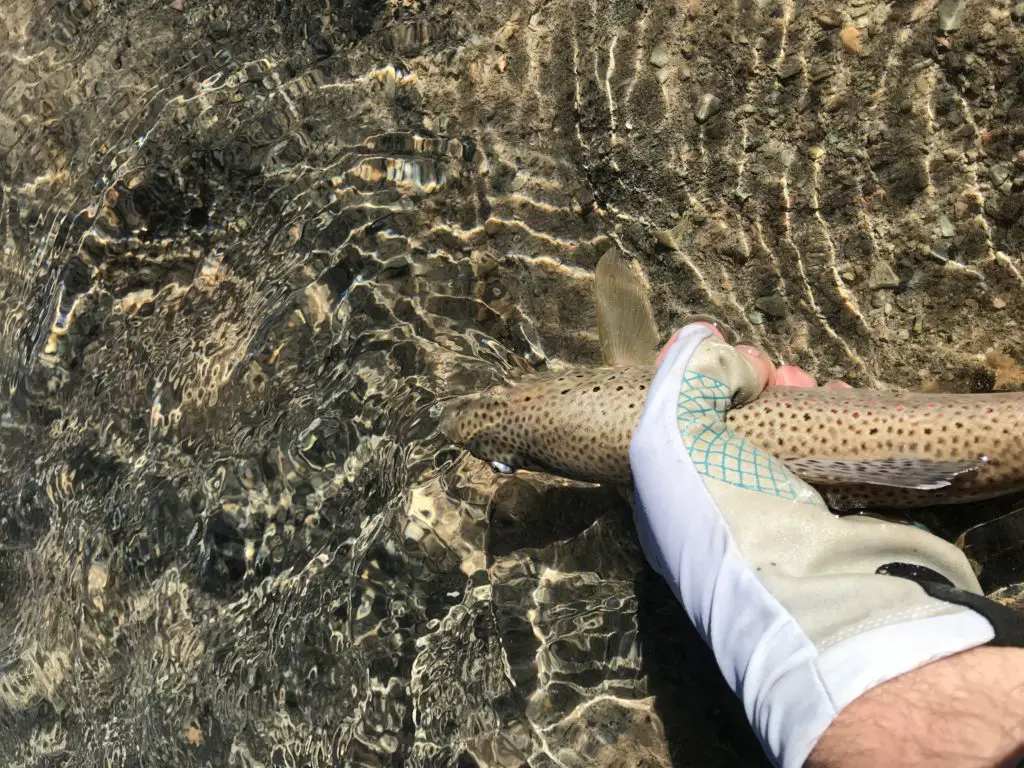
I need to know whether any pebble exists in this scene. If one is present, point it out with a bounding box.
[870,292,885,309]
[840,26,863,53]
[990,164,1012,188]
[807,145,825,160]
[695,93,722,123]
[985,194,1024,225]
[849,3,872,19]
[777,57,802,80]
[747,310,765,326]
[938,215,955,238]
[754,294,788,319]
[938,0,966,31]
[654,219,689,249]
[1013,3,1024,22]
[649,42,670,68]
[993,296,1007,310]
[867,261,900,290]
[810,64,835,83]
[841,269,856,283]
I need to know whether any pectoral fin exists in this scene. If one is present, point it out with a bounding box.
[784,456,988,491]
[594,247,661,366]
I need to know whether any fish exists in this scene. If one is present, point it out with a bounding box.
[439,365,1024,509]
[439,247,1024,511]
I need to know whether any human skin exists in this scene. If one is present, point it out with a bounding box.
[808,645,1024,768]
[657,324,1024,767]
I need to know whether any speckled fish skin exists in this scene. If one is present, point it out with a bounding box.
[439,366,1024,509]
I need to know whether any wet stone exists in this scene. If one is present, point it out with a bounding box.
[754,293,788,319]
[867,261,900,290]
[777,57,802,80]
[990,164,1012,189]
[840,27,863,54]
[695,93,721,123]
[849,3,872,20]
[649,42,670,68]
[985,194,1024,225]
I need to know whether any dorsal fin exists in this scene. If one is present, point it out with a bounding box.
[594,247,661,366]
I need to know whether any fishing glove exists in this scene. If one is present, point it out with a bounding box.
[629,322,1024,768]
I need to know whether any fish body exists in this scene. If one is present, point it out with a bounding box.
[440,247,1024,511]
[439,365,1024,510]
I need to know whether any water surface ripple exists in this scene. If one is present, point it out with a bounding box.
[1,0,1023,765]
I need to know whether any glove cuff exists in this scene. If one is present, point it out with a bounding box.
[764,608,994,768]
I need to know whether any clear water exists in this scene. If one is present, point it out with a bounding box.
[1,0,1022,765]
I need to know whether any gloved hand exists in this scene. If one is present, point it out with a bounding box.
[629,323,1023,768]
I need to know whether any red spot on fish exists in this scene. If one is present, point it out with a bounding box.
[986,407,994,413]
[852,412,860,418]
[896,407,904,413]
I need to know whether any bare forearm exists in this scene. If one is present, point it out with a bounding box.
[809,646,1024,768]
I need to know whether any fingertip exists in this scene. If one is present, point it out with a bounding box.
[772,365,817,388]
[823,380,853,389]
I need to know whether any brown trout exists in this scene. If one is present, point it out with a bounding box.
[439,247,1024,510]
[439,366,1024,509]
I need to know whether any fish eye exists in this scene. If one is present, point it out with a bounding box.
[489,460,515,475]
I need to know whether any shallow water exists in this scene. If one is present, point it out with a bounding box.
[1,0,1023,765]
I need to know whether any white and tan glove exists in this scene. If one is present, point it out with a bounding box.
[629,323,1024,768]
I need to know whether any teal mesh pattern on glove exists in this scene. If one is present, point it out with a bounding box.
[676,371,813,502]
